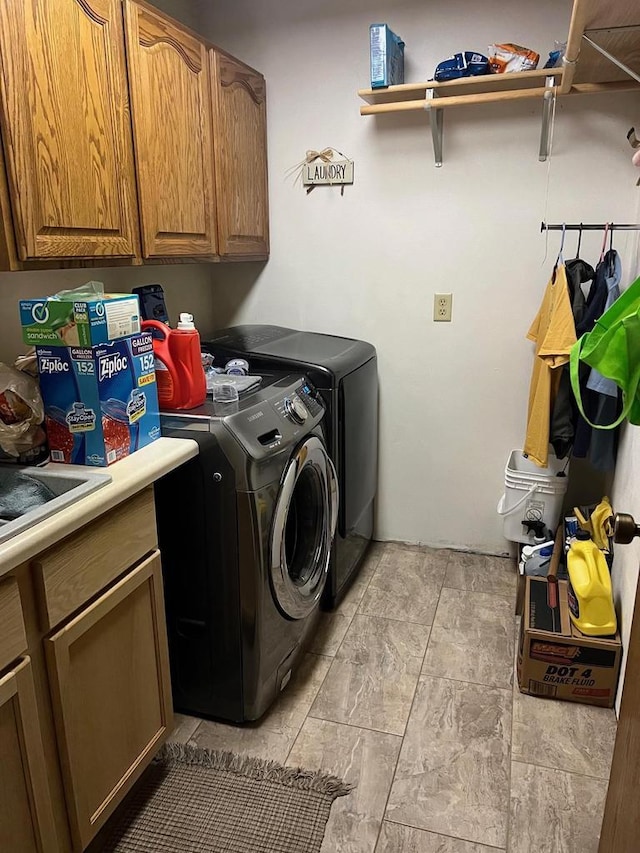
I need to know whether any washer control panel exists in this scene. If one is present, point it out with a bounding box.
[283,394,308,424]
[160,375,325,461]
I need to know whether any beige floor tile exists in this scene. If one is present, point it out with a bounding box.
[191,717,295,764]
[309,611,353,656]
[443,551,517,599]
[336,545,384,617]
[358,547,447,625]
[386,677,512,849]
[309,658,420,735]
[167,712,201,745]
[338,615,431,667]
[512,690,616,778]
[287,717,402,853]
[509,761,608,853]
[421,588,515,688]
[310,616,429,735]
[375,822,502,852]
[190,653,331,764]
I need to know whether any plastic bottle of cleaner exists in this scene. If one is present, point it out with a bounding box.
[524,545,554,577]
[566,530,617,636]
[521,540,554,564]
[142,314,206,410]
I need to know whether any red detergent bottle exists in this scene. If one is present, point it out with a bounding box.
[142,313,206,410]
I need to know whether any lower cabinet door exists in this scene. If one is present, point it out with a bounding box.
[0,657,58,853]
[45,551,173,850]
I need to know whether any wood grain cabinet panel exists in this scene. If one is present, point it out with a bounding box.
[32,487,157,631]
[0,0,139,260]
[124,0,217,258]
[211,51,270,258]
[0,577,27,671]
[0,657,58,853]
[45,551,172,850]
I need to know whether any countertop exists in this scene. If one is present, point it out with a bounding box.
[0,436,198,578]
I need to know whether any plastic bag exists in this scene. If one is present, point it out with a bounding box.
[489,43,540,73]
[0,363,46,457]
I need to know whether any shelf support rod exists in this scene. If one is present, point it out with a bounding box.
[425,88,443,167]
[539,75,557,162]
[582,34,640,85]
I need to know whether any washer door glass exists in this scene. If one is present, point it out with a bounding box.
[270,436,336,619]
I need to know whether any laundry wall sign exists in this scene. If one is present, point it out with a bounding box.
[303,158,354,186]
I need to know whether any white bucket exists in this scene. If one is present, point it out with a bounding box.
[497,450,568,544]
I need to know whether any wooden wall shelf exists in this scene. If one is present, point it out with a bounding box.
[358,0,640,166]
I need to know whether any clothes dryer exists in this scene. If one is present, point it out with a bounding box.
[204,326,378,607]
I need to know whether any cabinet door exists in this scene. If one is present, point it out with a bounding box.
[45,551,173,850]
[0,0,139,260]
[0,657,58,853]
[211,51,270,258]
[124,1,216,258]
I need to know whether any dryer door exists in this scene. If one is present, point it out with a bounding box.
[270,435,338,619]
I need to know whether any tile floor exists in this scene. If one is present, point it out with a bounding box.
[170,542,617,853]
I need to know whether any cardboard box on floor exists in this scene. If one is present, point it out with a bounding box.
[517,576,622,709]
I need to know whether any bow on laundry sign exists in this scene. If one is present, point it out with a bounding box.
[301,149,354,187]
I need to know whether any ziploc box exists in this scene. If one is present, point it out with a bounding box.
[370,24,405,88]
[20,292,140,348]
[36,332,160,467]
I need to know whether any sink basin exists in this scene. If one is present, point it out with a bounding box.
[0,465,111,545]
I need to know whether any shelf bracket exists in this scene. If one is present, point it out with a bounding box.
[582,33,640,85]
[539,75,557,162]
[425,88,443,167]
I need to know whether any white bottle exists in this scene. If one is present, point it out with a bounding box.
[522,540,555,564]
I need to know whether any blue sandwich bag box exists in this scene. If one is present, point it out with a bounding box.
[370,24,405,88]
[37,332,160,467]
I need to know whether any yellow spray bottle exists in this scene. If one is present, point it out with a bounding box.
[566,530,617,637]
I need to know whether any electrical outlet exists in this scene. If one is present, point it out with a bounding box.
[434,293,453,322]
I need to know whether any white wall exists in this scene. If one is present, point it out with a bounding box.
[201,0,640,553]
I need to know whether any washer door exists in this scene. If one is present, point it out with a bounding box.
[270,435,338,619]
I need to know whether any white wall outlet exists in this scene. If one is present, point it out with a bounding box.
[434,293,453,322]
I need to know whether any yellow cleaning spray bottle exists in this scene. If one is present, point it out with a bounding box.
[567,530,617,637]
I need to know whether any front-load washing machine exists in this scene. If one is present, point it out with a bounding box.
[154,374,337,722]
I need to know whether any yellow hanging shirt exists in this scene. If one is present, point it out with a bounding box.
[524,263,577,467]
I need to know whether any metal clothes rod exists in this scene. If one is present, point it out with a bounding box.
[540,222,640,232]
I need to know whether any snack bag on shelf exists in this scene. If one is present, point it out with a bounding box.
[489,43,540,73]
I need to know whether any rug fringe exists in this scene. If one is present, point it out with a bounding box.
[160,741,353,800]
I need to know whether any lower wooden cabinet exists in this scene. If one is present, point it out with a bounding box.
[0,656,58,853]
[45,551,173,850]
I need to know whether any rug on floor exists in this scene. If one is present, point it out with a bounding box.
[101,741,352,853]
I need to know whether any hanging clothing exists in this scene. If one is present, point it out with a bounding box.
[565,257,595,327]
[583,250,623,471]
[586,250,622,396]
[524,263,577,467]
[573,249,621,467]
[549,257,596,459]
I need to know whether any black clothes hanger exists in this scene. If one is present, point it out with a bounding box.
[575,223,583,259]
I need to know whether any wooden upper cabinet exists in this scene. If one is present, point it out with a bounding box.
[211,51,269,258]
[124,1,217,258]
[0,0,139,260]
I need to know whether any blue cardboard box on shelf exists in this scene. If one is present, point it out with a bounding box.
[36,332,160,467]
[369,23,405,88]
